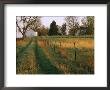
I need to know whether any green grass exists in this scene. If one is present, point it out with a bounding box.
[16,36,94,74]
[35,41,62,74]
[16,38,38,74]
[16,38,32,58]
[46,46,94,74]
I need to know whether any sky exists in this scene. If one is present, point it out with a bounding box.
[41,16,65,28]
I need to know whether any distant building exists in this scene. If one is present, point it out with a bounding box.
[25,30,38,37]
[80,25,87,35]
[75,25,87,36]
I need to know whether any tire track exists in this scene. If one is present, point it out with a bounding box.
[16,38,39,74]
[16,39,32,59]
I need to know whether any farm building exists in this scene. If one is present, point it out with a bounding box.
[25,29,38,37]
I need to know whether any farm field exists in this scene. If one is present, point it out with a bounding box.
[16,36,94,74]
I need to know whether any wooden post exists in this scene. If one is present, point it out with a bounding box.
[74,42,76,61]
[54,41,56,52]
[54,44,55,52]
[49,40,50,46]
[44,39,46,46]
[60,42,61,48]
[46,40,48,46]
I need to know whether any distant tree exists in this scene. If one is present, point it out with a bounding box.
[65,16,79,35]
[48,20,59,35]
[61,23,66,35]
[86,16,94,35]
[16,16,41,38]
[38,25,48,36]
[29,17,41,32]
[57,25,62,35]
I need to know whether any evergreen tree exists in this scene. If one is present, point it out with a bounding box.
[48,21,58,35]
[61,23,66,35]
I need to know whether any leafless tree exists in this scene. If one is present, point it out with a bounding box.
[16,16,41,38]
[81,16,87,26]
[65,16,79,35]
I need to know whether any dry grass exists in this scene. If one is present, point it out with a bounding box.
[16,39,39,74]
[17,36,94,74]
[37,37,94,74]
[49,38,94,49]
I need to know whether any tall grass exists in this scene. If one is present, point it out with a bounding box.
[35,38,62,74]
[16,38,39,74]
[16,38,32,59]
[16,36,94,74]
[37,36,94,74]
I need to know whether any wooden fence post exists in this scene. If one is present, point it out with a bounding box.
[54,44,55,52]
[60,42,61,48]
[74,42,76,61]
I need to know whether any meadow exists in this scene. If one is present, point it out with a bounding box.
[16,36,94,74]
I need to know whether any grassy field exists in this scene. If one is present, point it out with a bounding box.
[16,36,94,74]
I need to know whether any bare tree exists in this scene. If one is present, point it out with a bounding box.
[81,17,87,26]
[65,16,79,35]
[16,16,41,38]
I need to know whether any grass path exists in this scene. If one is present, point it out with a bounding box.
[35,38,63,74]
[16,38,63,74]
[16,38,39,74]
[16,39,32,59]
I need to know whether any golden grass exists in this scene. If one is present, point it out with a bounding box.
[42,38,94,74]
[16,39,24,46]
[37,40,46,48]
[43,38,94,49]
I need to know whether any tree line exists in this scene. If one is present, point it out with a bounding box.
[16,16,94,38]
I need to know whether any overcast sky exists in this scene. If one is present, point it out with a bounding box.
[41,16,85,28]
[41,16,66,27]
